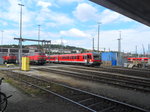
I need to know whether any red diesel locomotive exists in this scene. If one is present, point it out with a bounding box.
[28,52,46,65]
[2,54,17,64]
[47,52,101,66]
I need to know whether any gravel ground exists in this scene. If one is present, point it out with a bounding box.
[1,82,89,112]
[20,68,150,111]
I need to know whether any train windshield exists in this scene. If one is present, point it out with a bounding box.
[93,55,100,60]
[36,53,45,55]
[9,54,15,56]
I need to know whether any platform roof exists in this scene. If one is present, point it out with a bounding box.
[90,0,150,26]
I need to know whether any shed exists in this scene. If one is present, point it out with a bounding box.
[101,52,117,66]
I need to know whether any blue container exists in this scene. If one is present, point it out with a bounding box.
[101,52,117,66]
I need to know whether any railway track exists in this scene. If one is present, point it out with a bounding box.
[68,65,150,78]
[36,67,150,92]
[1,70,149,112]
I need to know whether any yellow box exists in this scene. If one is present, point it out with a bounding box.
[22,57,30,71]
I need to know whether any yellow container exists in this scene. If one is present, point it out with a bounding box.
[22,57,30,71]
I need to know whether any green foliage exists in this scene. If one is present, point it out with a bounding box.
[0,44,86,52]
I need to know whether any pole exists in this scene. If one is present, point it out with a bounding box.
[48,41,51,55]
[38,25,40,50]
[18,3,24,67]
[97,23,101,52]
[93,37,94,51]
[148,44,150,57]
[1,30,4,45]
[142,44,145,57]
[118,31,121,66]
[135,45,137,57]
[61,37,63,54]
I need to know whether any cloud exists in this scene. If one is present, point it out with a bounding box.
[90,27,150,53]
[0,0,35,23]
[60,28,91,38]
[0,20,8,26]
[37,1,52,8]
[2,25,150,53]
[50,13,74,25]
[100,9,120,24]
[36,10,74,26]
[99,9,133,24]
[73,3,98,22]
[57,0,84,3]
[35,3,74,26]
[73,3,133,24]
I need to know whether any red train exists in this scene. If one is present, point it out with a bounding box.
[2,54,17,64]
[46,52,101,66]
[28,52,46,65]
[2,52,47,65]
[128,57,150,62]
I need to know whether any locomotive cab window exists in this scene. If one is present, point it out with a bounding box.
[93,55,100,60]
[87,55,91,59]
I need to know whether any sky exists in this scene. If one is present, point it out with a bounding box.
[0,0,150,53]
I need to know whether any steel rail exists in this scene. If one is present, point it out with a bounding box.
[36,68,150,92]
[57,68,150,88]
[57,67,150,82]
[71,66,150,78]
[2,70,149,112]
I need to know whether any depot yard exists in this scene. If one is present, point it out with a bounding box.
[0,63,149,112]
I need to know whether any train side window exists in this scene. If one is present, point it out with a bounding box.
[84,56,87,59]
[77,56,79,59]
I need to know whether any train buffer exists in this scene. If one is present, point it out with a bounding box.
[6,64,15,68]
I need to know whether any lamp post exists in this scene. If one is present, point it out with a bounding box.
[118,31,122,66]
[97,22,101,52]
[38,25,41,49]
[18,3,24,67]
[93,37,94,51]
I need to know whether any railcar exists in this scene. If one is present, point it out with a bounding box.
[28,52,46,65]
[47,52,101,66]
[46,55,59,63]
[128,57,150,62]
[127,57,150,67]
[2,54,17,64]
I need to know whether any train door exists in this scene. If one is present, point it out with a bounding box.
[83,55,88,64]
[87,55,92,64]
[56,56,59,63]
